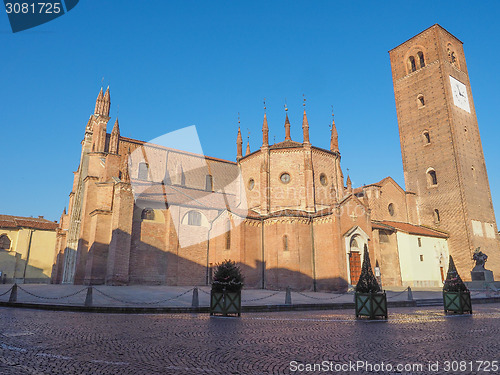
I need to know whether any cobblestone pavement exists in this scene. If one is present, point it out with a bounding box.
[1,304,499,375]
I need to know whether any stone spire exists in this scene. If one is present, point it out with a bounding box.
[94,87,104,115]
[237,125,243,160]
[245,136,251,156]
[262,113,269,146]
[302,99,310,144]
[102,86,111,117]
[94,86,111,117]
[330,109,339,153]
[110,117,120,154]
[111,117,120,134]
[346,175,352,193]
[284,106,291,141]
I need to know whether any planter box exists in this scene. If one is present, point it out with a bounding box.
[443,290,472,314]
[210,290,241,317]
[355,292,388,319]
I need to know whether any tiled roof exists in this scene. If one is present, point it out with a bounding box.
[373,220,448,238]
[119,136,236,165]
[270,140,303,149]
[132,182,238,210]
[0,214,58,231]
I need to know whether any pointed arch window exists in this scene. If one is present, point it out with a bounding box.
[447,44,459,67]
[283,235,289,252]
[423,130,431,144]
[427,169,438,186]
[417,51,425,68]
[417,94,425,108]
[0,234,11,250]
[433,209,441,224]
[408,56,417,72]
[225,221,231,250]
[138,163,149,181]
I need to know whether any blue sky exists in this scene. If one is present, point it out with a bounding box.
[1,1,499,224]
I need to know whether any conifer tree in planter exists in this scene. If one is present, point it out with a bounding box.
[354,245,388,319]
[210,260,244,317]
[443,255,472,314]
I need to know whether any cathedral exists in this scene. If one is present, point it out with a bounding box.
[51,24,500,291]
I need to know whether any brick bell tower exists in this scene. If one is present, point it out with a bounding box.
[389,24,500,280]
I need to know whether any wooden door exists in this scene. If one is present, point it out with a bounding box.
[349,252,361,285]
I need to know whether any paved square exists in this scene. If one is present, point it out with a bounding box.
[1,304,499,374]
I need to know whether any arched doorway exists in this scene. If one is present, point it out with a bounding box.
[349,236,362,285]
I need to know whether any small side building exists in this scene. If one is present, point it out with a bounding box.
[0,214,58,284]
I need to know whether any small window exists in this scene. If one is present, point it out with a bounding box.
[280,172,291,184]
[418,238,422,247]
[283,235,289,251]
[434,209,440,224]
[0,234,11,250]
[419,254,424,262]
[320,173,328,186]
[141,208,155,221]
[417,51,425,68]
[205,175,213,192]
[379,231,390,243]
[138,162,149,181]
[427,169,438,186]
[225,221,231,249]
[447,44,459,68]
[417,95,425,108]
[423,131,431,144]
[248,178,255,191]
[409,56,417,72]
[388,203,395,216]
[188,211,202,226]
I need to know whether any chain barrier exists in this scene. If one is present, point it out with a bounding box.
[386,287,410,299]
[293,290,350,301]
[242,291,281,302]
[198,288,211,296]
[16,285,88,300]
[198,287,282,302]
[92,287,194,305]
[0,286,14,298]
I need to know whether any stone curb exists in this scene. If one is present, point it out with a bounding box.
[1,297,499,314]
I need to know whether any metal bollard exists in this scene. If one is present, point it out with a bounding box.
[84,286,93,307]
[407,286,413,301]
[8,284,17,303]
[285,286,292,305]
[192,287,199,308]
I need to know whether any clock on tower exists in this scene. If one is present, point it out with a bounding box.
[449,75,471,113]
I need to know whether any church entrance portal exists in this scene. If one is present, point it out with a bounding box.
[349,237,362,285]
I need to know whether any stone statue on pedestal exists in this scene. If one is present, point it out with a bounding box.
[471,247,494,282]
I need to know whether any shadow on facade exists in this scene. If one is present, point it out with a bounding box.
[53,229,348,292]
[0,249,50,284]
